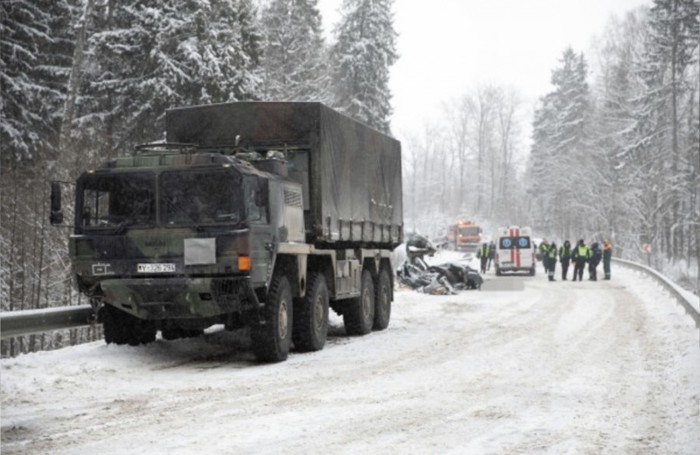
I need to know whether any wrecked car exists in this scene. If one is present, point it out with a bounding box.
[397,235,483,294]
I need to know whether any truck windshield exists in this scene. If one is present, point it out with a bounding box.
[160,169,244,226]
[459,227,480,236]
[80,173,155,230]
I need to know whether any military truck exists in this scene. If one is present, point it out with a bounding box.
[50,102,403,362]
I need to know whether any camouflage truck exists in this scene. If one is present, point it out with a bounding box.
[50,102,403,362]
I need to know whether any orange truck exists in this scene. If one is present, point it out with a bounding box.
[447,220,482,252]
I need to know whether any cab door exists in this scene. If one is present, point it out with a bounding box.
[246,177,274,287]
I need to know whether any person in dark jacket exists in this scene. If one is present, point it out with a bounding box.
[602,240,612,279]
[546,242,558,281]
[559,240,572,280]
[571,239,590,282]
[487,241,496,271]
[539,239,549,273]
[588,242,602,281]
[477,242,489,274]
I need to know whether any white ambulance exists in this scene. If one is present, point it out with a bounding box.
[494,226,536,276]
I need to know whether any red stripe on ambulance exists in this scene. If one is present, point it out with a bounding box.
[510,227,521,268]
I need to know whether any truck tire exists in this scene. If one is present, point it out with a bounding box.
[293,272,329,352]
[344,269,375,335]
[373,268,392,331]
[102,305,129,345]
[251,274,293,362]
[102,304,156,346]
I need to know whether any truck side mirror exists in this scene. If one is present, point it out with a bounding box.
[50,181,64,225]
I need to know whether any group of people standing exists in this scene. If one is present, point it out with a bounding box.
[539,239,612,282]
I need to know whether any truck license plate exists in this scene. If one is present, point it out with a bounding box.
[137,263,176,273]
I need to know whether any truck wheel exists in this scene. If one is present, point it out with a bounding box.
[102,305,130,345]
[293,272,329,352]
[102,304,155,345]
[251,274,293,362]
[373,268,391,331]
[135,321,157,345]
[344,269,375,335]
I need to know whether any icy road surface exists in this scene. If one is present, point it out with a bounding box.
[2,263,699,454]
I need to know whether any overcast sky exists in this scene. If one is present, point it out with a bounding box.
[318,0,650,141]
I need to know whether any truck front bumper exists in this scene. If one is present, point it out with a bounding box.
[99,276,259,320]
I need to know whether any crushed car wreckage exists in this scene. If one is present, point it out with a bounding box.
[397,235,483,295]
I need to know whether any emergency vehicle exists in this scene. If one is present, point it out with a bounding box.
[447,220,482,252]
[494,226,536,276]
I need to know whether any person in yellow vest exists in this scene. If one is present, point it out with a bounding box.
[571,239,590,282]
[538,239,549,273]
[477,242,489,274]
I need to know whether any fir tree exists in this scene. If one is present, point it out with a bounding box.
[261,0,330,102]
[0,0,73,167]
[74,0,264,157]
[527,48,595,237]
[629,0,699,258]
[330,0,397,133]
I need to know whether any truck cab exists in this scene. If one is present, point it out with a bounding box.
[448,220,482,252]
[67,146,300,341]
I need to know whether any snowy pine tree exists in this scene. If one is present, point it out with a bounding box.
[261,0,330,102]
[73,0,264,157]
[1,0,77,319]
[591,10,649,258]
[626,0,699,262]
[330,0,397,133]
[527,48,597,238]
[0,0,74,166]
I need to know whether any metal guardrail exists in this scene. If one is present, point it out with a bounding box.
[613,257,700,329]
[1,259,697,339]
[0,305,95,339]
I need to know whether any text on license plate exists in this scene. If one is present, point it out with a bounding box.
[137,263,176,273]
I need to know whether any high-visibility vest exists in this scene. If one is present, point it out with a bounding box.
[559,245,571,259]
[576,245,589,259]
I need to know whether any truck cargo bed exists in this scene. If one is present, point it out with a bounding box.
[166,102,403,248]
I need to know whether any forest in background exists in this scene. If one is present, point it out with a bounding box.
[402,1,699,291]
[1,0,698,337]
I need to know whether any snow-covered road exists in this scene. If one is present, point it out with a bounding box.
[2,261,699,454]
